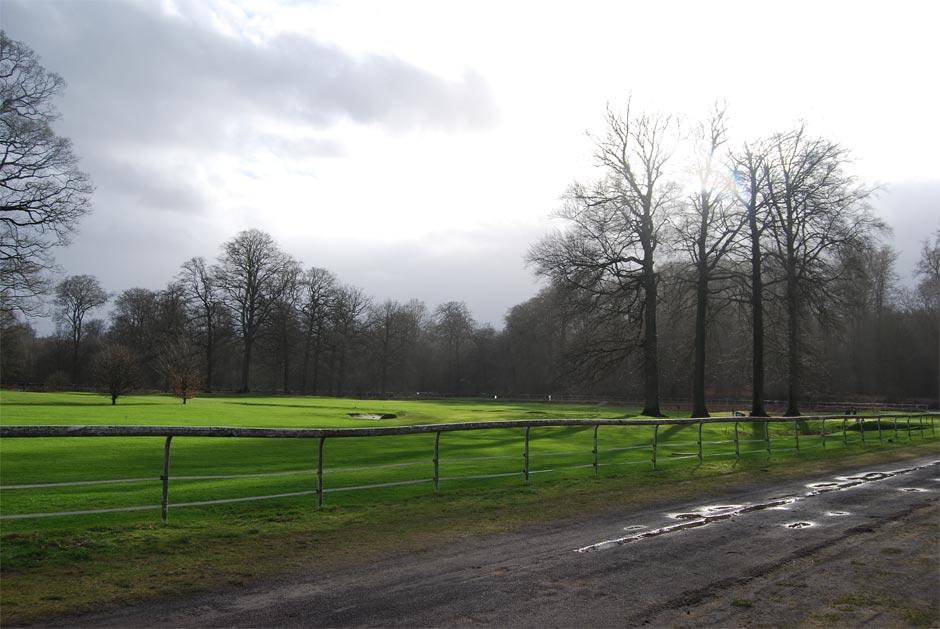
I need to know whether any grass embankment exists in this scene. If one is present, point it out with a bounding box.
[0,391,937,623]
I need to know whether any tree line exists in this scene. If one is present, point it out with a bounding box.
[1,217,937,410]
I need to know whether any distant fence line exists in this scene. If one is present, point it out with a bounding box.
[1,413,937,523]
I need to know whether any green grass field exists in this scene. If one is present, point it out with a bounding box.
[1,390,937,623]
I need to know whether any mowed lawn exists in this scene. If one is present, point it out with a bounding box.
[0,391,653,524]
[1,390,936,623]
[0,391,933,528]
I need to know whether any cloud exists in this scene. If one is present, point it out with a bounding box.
[3,0,500,155]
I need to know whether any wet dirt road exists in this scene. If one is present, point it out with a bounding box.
[58,456,939,627]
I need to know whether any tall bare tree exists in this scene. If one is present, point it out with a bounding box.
[54,274,107,382]
[298,266,336,395]
[730,140,772,417]
[178,256,225,392]
[529,103,677,416]
[213,229,289,393]
[675,106,743,417]
[763,126,876,416]
[1,32,92,315]
[267,256,302,393]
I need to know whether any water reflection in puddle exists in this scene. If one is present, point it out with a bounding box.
[575,460,939,554]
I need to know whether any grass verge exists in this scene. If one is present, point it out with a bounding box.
[2,439,937,625]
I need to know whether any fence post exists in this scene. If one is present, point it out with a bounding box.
[733,421,739,459]
[592,425,599,478]
[877,416,883,444]
[907,416,912,440]
[920,417,926,438]
[894,417,899,440]
[842,417,848,446]
[860,418,866,444]
[317,437,325,510]
[652,424,659,470]
[523,426,530,484]
[932,417,936,436]
[794,420,800,452]
[161,436,172,524]
[433,431,441,493]
[697,419,704,464]
[765,420,772,457]
[821,418,826,448]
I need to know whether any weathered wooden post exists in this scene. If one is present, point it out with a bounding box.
[697,419,704,464]
[592,425,599,478]
[652,424,659,470]
[894,417,899,440]
[907,416,912,440]
[842,417,848,446]
[821,418,826,448]
[317,437,325,510]
[765,420,772,456]
[931,417,936,436]
[919,417,926,438]
[733,421,740,459]
[433,431,441,493]
[860,418,866,444]
[161,436,173,524]
[794,420,800,452]
[523,426,530,484]
[876,416,883,444]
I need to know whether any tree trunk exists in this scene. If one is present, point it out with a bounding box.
[204,322,214,393]
[240,338,253,393]
[749,204,768,422]
[691,265,709,418]
[111,394,117,405]
[785,271,801,417]
[300,331,312,395]
[641,261,662,417]
[282,345,291,394]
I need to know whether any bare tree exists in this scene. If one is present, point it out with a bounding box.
[915,230,940,311]
[433,301,475,394]
[529,103,677,416]
[327,284,370,395]
[0,32,93,316]
[267,256,302,393]
[298,267,336,395]
[675,105,743,417]
[91,343,138,405]
[730,140,772,418]
[763,125,876,416]
[158,334,202,404]
[54,274,107,383]
[213,229,289,393]
[178,257,225,392]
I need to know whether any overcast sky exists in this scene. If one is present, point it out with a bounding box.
[3,0,939,331]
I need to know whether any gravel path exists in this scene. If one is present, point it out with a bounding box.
[54,456,940,627]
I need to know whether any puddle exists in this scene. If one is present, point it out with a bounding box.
[825,511,851,517]
[348,413,398,420]
[576,460,939,554]
[622,525,648,531]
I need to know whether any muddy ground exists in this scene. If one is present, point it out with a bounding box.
[48,456,939,627]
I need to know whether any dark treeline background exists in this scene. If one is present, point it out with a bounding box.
[1,224,937,406]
